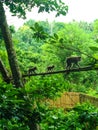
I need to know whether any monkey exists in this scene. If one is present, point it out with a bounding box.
[28,67,37,75]
[47,65,55,72]
[66,56,81,70]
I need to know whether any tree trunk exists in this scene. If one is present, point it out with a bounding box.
[0,2,23,88]
[0,58,11,83]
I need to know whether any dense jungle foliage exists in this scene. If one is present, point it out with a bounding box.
[1,19,98,129]
[1,20,98,93]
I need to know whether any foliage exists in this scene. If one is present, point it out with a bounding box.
[40,102,98,130]
[1,16,98,129]
[25,75,66,99]
[6,19,98,93]
[30,22,49,41]
[0,82,98,130]
[2,0,68,18]
[0,82,28,129]
[2,0,98,129]
[0,81,42,129]
[1,19,98,91]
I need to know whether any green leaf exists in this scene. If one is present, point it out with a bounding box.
[50,40,57,43]
[94,64,98,68]
[54,33,59,39]
[89,46,98,51]
[38,6,45,13]
[93,54,98,60]
[30,26,36,31]
[59,38,64,43]
[34,22,39,29]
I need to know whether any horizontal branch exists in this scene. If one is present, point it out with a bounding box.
[22,66,98,78]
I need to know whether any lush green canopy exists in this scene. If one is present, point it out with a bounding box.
[2,0,68,18]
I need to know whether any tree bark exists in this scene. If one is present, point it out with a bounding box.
[0,2,23,87]
[0,58,11,83]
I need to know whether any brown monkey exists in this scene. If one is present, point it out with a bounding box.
[47,65,55,72]
[28,67,37,74]
[66,56,81,70]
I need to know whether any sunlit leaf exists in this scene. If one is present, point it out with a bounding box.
[93,54,98,60]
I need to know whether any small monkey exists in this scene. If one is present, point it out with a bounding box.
[66,56,81,70]
[28,67,37,74]
[47,65,55,72]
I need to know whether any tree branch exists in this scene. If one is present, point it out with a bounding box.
[22,66,97,77]
[0,58,11,83]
